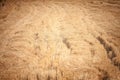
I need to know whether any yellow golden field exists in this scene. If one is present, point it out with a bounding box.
[0,0,120,80]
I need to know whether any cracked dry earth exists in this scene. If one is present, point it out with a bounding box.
[0,0,120,80]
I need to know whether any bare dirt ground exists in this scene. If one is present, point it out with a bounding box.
[0,0,120,80]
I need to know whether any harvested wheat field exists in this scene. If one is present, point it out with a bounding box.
[0,0,120,80]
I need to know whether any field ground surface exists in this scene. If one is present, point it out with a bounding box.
[0,0,120,80]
